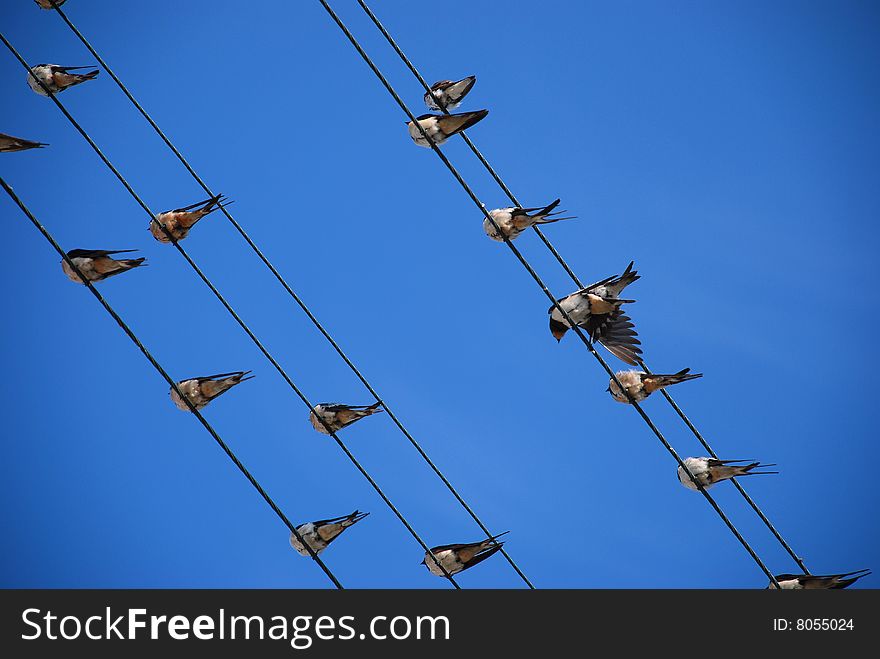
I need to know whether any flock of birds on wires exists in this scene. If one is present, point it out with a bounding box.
[2,0,871,589]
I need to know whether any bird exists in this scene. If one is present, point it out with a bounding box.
[677,457,778,491]
[27,64,99,96]
[288,511,369,557]
[549,262,643,365]
[424,75,477,111]
[61,249,146,284]
[483,198,575,242]
[149,194,229,243]
[35,0,68,8]
[309,402,383,434]
[170,371,253,412]
[769,569,871,590]
[608,368,702,404]
[422,531,509,577]
[0,132,48,152]
[407,109,488,147]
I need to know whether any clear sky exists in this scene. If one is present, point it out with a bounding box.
[1,0,877,589]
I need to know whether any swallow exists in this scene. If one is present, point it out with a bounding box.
[27,64,99,96]
[149,194,229,243]
[0,132,48,152]
[769,569,871,590]
[483,198,575,242]
[289,511,369,557]
[170,371,253,412]
[677,457,778,491]
[422,531,509,577]
[35,0,68,8]
[608,368,702,404]
[424,75,477,111]
[549,262,642,364]
[407,109,488,147]
[61,249,146,284]
[309,402,383,434]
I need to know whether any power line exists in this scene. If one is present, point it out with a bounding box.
[43,0,533,589]
[0,176,344,590]
[355,0,810,576]
[0,31,460,588]
[317,0,780,587]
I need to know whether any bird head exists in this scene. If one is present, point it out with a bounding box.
[549,318,568,342]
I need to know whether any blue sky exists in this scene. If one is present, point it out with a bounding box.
[1,0,877,589]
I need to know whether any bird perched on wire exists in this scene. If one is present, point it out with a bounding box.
[768,569,871,590]
[0,132,48,152]
[407,109,488,147]
[288,511,369,557]
[170,371,253,412]
[677,457,778,491]
[422,531,509,577]
[149,194,229,243]
[424,75,477,111]
[27,64,99,96]
[35,0,68,8]
[61,249,146,284]
[483,198,575,242]
[309,402,383,434]
[549,262,642,365]
[608,368,702,404]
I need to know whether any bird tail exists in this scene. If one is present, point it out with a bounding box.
[232,370,256,384]
[534,214,577,225]
[463,542,506,572]
[718,460,779,478]
[834,570,872,588]
[346,510,370,526]
[480,530,510,549]
[661,368,703,387]
[735,461,779,477]
[446,75,477,103]
[120,257,147,269]
[321,510,370,528]
[348,401,383,415]
[444,109,489,137]
[62,67,100,83]
[606,261,640,295]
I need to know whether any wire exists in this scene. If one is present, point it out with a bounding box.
[356,0,810,576]
[0,176,344,589]
[43,0,533,589]
[317,0,780,587]
[0,31,459,588]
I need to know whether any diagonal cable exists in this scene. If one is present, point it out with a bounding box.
[43,0,533,589]
[1,30,459,588]
[1,176,344,589]
[356,0,809,575]
[318,0,780,587]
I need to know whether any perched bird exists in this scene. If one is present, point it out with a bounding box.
[483,198,575,242]
[35,0,68,8]
[422,531,509,577]
[549,262,643,365]
[149,194,229,243]
[608,368,702,404]
[170,371,253,412]
[309,402,383,434]
[677,457,778,491]
[0,132,48,152]
[407,109,488,147]
[769,570,871,590]
[61,249,146,284]
[424,75,477,111]
[27,64,99,96]
[289,511,369,557]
